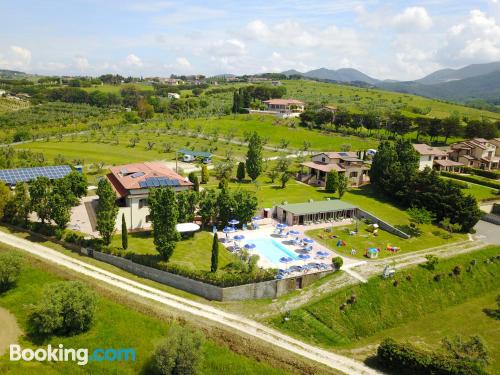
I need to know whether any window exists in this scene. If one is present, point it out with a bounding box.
[145,215,151,223]
[428,155,432,161]
[321,157,326,163]
[139,198,148,209]
[349,172,358,178]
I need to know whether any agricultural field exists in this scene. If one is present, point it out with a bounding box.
[81,83,154,94]
[0,245,293,375]
[0,97,29,113]
[270,246,500,373]
[282,80,500,121]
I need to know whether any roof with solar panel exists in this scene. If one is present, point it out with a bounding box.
[106,162,192,198]
[0,165,72,186]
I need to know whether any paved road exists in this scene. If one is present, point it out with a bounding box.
[0,231,381,375]
[474,220,500,245]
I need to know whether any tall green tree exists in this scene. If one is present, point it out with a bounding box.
[233,189,258,225]
[0,182,12,219]
[211,233,219,272]
[29,177,52,224]
[325,170,339,193]
[236,161,246,182]
[12,182,31,226]
[246,132,263,181]
[149,187,180,260]
[49,194,71,230]
[121,213,128,250]
[96,179,118,245]
[198,189,218,228]
[441,114,462,144]
[201,165,209,184]
[216,186,236,227]
[337,173,348,199]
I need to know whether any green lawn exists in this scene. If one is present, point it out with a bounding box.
[82,83,154,94]
[349,292,500,374]
[269,246,500,373]
[0,245,291,375]
[306,221,464,260]
[441,176,499,202]
[110,231,236,271]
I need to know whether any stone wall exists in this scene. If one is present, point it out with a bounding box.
[89,250,332,301]
[357,209,410,239]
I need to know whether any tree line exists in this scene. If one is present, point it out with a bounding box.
[369,139,482,232]
[300,107,499,142]
[232,85,287,113]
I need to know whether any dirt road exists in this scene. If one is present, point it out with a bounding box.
[0,231,381,375]
[0,307,21,356]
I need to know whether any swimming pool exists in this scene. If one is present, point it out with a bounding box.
[244,238,299,265]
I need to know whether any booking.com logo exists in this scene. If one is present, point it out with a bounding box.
[10,344,136,366]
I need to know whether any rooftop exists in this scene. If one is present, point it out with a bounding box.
[263,98,304,105]
[434,159,464,167]
[301,161,345,172]
[107,162,192,198]
[413,144,447,156]
[316,151,358,159]
[278,200,357,215]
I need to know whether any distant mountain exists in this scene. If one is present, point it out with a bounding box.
[282,67,379,84]
[416,61,500,84]
[0,69,28,78]
[304,68,379,84]
[377,70,500,105]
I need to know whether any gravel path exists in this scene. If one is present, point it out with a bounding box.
[0,231,381,375]
[0,307,21,356]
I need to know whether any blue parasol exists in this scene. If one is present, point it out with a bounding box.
[298,254,311,261]
[233,234,245,241]
[303,238,314,244]
[289,229,301,235]
[244,243,256,250]
[252,216,263,221]
[276,223,288,229]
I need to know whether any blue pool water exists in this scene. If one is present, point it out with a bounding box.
[245,238,299,265]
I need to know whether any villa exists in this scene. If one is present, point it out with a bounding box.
[448,138,499,170]
[412,143,464,172]
[262,98,305,118]
[298,151,370,187]
[106,162,193,230]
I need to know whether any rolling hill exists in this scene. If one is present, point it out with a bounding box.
[282,67,379,84]
[415,61,500,84]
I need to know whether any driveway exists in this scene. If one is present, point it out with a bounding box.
[0,230,381,375]
[474,220,500,245]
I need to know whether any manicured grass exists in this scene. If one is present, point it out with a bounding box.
[306,220,465,260]
[0,245,291,374]
[110,231,236,271]
[270,247,500,356]
[350,292,500,374]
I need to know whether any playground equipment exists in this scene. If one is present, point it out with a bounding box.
[366,247,380,259]
[386,245,400,253]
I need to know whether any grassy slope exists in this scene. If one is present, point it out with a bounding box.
[269,246,499,363]
[283,80,500,121]
[0,245,290,375]
[81,83,154,94]
[349,292,500,373]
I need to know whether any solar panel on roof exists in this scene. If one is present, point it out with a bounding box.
[138,177,180,188]
[338,152,348,156]
[0,165,72,186]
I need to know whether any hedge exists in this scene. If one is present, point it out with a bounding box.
[98,247,277,287]
[440,171,500,190]
[377,338,488,375]
[462,166,500,180]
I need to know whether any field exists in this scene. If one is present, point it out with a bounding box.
[283,80,500,121]
[109,231,235,271]
[81,83,154,94]
[270,246,500,373]
[0,245,292,374]
[0,97,29,113]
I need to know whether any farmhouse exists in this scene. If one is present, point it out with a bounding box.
[298,151,369,187]
[106,162,192,230]
[448,138,499,170]
[411,143,463,172]
[262,98,305,118]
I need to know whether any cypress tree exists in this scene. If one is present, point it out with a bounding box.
[149,187,180,260]
[236,161,246,182]
[201,165,209,184]
[121,213,128,250]
[246,132,263,181]
[96,179,119,246]
[211,233,219,272]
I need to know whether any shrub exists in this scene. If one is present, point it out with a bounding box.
[332,256,343,270]
[452,265,462,276]
[151,325,204,375]
[440,171,500,190]
[29,281,96,336]
[377,338,488,375]
[0,251,23,292]
[424,255,439,270]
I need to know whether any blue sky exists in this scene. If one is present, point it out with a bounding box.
[1,0,500,80]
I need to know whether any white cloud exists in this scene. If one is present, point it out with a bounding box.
[74,55,90,70]
[209,39,246,57]
[176,57,191,69]
[125,53,143,67]
[0,45,32,70]
[438,9,500,64]
[393,7,433,32]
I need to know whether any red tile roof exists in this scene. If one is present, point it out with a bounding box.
[263,99,304,105]
[413,144,447,156]
[107,162,192,198]
[301,161,345,173]
[434,159,464,167]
